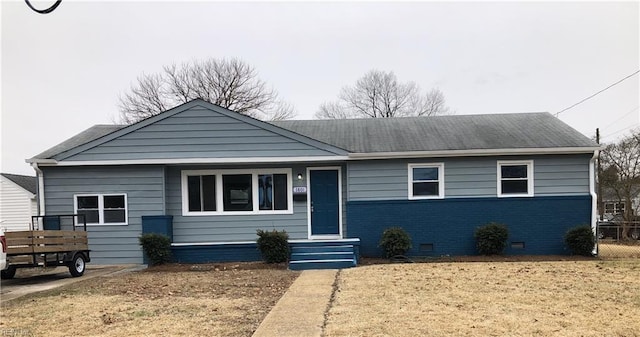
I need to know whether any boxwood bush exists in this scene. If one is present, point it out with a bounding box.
[256,229,290,263]
[564,225,595,256]
[139,233,172,265]
[474,222,509,255]
[378,227,412,258]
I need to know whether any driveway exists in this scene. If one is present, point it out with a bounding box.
[0,265,143,303]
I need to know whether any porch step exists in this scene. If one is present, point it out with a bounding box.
[288,240,360,271]
[291,251,355,261]
[289,259,355,271]
[292,245,355,254]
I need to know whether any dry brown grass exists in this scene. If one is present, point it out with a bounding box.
[326,260,640,337]
[599,242,640,258]
[0,263,298,337]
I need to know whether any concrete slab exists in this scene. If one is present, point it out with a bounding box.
[252,269,338,337]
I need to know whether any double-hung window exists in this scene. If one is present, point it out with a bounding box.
[497,160,534,197]
[182,169,292,215]
[188,175,217,212]
[74,194,128,225]
[258,174,288,211]
[408,163,444,199]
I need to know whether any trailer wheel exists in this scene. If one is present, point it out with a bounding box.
[68,254,86,277]
[1,266,17,279]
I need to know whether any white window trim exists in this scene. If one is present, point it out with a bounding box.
[408,163,445,200]
[181,168,294,216]
[497,160,534,198]
[73,193,128,226]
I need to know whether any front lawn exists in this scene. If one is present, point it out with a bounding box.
[326,260,640,336]
[1,263,298,337]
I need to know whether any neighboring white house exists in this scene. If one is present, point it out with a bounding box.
[0,173,37,231]
[601,187,640,219]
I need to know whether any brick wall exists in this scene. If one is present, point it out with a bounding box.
[346,196,592,257]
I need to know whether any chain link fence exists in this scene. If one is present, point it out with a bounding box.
[597,221,640,258]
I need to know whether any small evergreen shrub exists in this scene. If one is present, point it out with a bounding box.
[256,229,290,263]
[139,233,172,265]
[474,222,509,255]
[378,227,412,258]
[565,225,595,256]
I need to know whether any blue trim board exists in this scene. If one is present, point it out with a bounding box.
[346,196,592,257]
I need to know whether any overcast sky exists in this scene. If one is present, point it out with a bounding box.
[1,0,638,175]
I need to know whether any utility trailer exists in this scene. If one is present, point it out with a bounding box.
[1,215,90,279]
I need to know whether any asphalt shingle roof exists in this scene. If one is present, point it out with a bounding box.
[272,112,598,153]
[32,125,125,160]
[1,173,37,194]
[31,111,597,161]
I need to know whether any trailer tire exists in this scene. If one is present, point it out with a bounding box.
[68,253,86,277]
[1,266,17,279]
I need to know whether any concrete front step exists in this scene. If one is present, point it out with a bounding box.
[289,259,355,270]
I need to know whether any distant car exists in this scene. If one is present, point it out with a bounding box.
[1,227,7,272]
[598,215,640,240]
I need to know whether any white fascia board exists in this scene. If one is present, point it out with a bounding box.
[29,147,601,167]
[26,158,57,164]
[34,156,349,167]
[348,147,601,160]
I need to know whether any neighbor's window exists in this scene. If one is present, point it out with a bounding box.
[498,161,534,197]
[408,163,444,199]
[182,169,292,215]
[75,194,127,225]
[604,202,625,215]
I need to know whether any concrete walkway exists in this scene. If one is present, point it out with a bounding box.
[253,269,338,337]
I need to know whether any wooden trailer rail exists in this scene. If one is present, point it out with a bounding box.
[5,230,89,255]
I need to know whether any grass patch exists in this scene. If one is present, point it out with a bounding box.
[325,260,640,336]
[1,262,298,337]
[598,242,640,258]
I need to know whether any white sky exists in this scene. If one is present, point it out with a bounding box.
[1,0,638,175]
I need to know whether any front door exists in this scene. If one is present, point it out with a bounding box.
[310,169,340,238]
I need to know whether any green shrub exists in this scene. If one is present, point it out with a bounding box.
[565,225,595,256]
[378,227,412,258]
[139,233,172,265]
[474,222,509,255]
[256,229,290,263]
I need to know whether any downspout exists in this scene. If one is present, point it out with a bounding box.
[589,151,598,255]
[31,163,45,216]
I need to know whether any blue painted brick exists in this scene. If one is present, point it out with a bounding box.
[171,243,262,263]
[346,196,592,257]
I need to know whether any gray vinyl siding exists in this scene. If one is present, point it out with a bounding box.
[42,166,165,264]
[166,165,305,243]
[347,154,592,201]
[165,163,348,243]
[64,107,339,161]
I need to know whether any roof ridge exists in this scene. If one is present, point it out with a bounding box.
[274,111,552,123]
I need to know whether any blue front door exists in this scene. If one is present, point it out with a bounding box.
[310,169,340,237]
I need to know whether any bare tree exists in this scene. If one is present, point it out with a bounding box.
[118,58,296,124]
[315,70,451,119]
[600,130,640,240]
